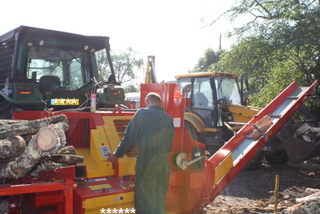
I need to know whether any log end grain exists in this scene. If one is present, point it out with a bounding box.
[36,127,58,152]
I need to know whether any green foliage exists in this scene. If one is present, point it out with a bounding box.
[214,37,273,93]
[96,47,144,92]
[209,0,320,117]
[95,49,109,81]
[190,48,225,72]
[124,84,140,92]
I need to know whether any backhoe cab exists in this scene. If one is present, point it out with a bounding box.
[176,72,260,155]
[0,26,125,118]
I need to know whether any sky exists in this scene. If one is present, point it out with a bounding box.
[1,0,239,82]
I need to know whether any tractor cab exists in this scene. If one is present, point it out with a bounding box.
[175,72,259,154]
[176,72,242,128]
[0,26,125,118]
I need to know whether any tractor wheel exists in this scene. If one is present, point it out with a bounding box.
[265,150,289,164]
[0,99,14,119]
[185,121,201,143]
[244,152,263,171]
[185,121,212,157]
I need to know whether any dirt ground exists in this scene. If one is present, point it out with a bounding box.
[203,157,320,214]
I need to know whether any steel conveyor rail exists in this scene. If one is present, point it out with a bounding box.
[203,80,318,204]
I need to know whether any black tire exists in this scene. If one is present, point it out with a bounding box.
[265,150,289,164]
[184,121,214,157]
[244,152,263,171]
[185,121,201,143]
[0,99,14,119]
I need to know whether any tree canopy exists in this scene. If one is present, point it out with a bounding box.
[190,48,225,72]
[210,0,320,116]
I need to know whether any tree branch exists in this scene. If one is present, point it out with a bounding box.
[253,0,273,18]
[208,10,232,27]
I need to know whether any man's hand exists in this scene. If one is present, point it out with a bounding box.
[107,153,119,163]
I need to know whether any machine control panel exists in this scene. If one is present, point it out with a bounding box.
[75,176,135,197]
[100,146,110,158]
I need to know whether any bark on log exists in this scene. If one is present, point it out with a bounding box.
[0,120,25,126]
[57,146,78,155]
[20,134,33,144]
[0,114,68,139]
[51,154,84,164]
[0,136,26,159]
[29,162,62,177]
[0,122,68,179]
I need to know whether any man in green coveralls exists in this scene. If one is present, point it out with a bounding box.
[107,92,175,214]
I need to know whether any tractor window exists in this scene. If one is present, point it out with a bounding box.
[177,76,213,108]
[193,77,213,109]
[27,59,63,81]
[215,76,241,105]
[68,58,90,89]
[26,47,91,90]
[177,77,192,97]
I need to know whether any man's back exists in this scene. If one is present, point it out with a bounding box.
[135,105,174,160]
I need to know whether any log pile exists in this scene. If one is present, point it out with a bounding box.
[0,114,84,179]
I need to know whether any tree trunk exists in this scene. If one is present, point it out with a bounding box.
[0,114,68,139]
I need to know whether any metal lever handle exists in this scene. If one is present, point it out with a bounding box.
[175,152,208,170]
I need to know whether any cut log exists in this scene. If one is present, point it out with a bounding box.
[295,123,320,136]
[296,191,320,203]
[0,136,26,159]
[51,154,84,164]
[0,114,68,139]
[36,127,58,152]
[304,187,320,195]
[0,121,68,179]
[52,145,83,166]
[309,127,320,133]
[252,115,273,139]
[39,122,68,156]
[301,134,311,142]
[295,123,311,136]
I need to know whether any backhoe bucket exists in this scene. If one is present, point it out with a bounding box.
[279,124,320,163]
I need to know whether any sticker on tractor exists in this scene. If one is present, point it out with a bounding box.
[50,98,79,105]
